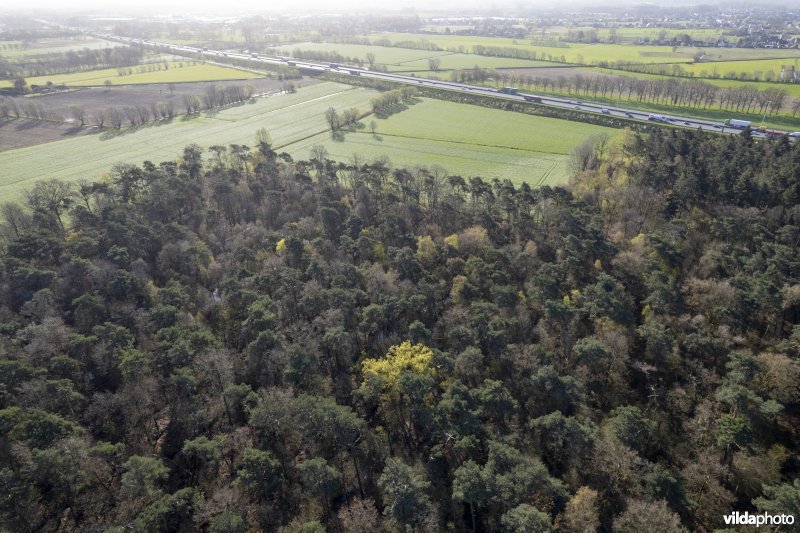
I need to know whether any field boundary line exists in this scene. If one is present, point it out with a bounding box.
[366,131,571,156]
[274,127,341,150]
[393,51,458,66]
[197,86,359,124]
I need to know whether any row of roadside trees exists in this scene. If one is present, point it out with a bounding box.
[450,66,800,115]
[0,82,259,130]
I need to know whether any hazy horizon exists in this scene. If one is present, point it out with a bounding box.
[3,0,784,18]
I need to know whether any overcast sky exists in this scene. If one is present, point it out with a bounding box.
[4,0,687,16]
[9,0,481,14]
[7,0,770,18]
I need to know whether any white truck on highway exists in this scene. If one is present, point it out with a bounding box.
[725,119,752,129]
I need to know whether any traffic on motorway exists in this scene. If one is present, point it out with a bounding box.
[92,32,799,141]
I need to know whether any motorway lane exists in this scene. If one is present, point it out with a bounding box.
[92,33,789,139]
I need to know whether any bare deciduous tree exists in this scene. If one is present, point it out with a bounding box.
[68,104,87,126]
[324,107,340,131]
[91,108,106,128]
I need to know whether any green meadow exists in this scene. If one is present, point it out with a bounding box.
[367,32,800,66]
[278,42,555,71]
[0,83,374,201]
[0,37,117,58]
[289,98,618,186]
[0,86,616,200]
[0,62,260,88]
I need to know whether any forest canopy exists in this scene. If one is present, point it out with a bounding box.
[0,128,799,532]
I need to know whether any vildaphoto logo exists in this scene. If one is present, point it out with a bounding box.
[723,511,795,528]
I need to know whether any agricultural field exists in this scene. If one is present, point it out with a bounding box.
[0,78,296,150]
[675,57,800,80]
[0,82,377,201]
[154,29,299,48]
[0,61,260,88]
[290,98,617,186]
[0,119,93,150]
[540,26,732,43]
[0,83,615,200]
[277,42,448,65]
[699,75,800,97]
[389,54,552,72]
[367,32,800,66]
[277,42,553,72]
[421,24,476,34]
[0,37,117,57]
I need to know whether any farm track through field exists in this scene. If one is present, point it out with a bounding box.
[688,55,800,64]
[196,88,357,124]
[374,131,573,156]
[394,52,458,66]
[537,161,558,186]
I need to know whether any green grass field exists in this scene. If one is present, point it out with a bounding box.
[0,62,260,88]
[676,57,800,79]
[150,38,204,46]
[0,82,375,201]
[390,54,553,72]
[412,23,738,42]
[541,26,731,43]
[367,33,800,67]
[278,42,448,65]
[0,37,117,58]
[0,85,614,200]
[289,98,617,186]
[278,42,554,72]
[421,25,475,34]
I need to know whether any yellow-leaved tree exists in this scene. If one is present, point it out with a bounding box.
[360,341,437,452]
[362,341,435,388]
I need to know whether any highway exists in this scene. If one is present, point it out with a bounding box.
[94,33,798,140]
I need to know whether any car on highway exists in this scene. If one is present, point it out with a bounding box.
[601,108,610,114]
[625,112,634,118]
[683,121,690,126]
[713,124,722,128]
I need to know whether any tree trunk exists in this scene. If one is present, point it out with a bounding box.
[470,502,476,532]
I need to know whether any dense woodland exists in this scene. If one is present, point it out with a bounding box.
[1,128,799,532]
